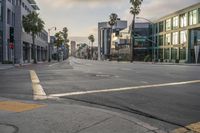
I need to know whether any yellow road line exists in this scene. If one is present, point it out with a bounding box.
[0,101,45,112]
[172,122,200,133]
[30,70,47,100]
[49,80,200,97]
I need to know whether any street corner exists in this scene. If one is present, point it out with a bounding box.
[0,100,46,113]
[171,122,200,133]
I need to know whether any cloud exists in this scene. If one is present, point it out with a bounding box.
[123,0,199,25]
[37,0,123,9]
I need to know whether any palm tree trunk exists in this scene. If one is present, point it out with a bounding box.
[130,14,136,62]
[91,42,93,60]
[109,27,113,60]
[57,46,59,62]
[32,34,37,64]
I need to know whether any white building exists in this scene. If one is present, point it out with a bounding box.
[0,0,48,64]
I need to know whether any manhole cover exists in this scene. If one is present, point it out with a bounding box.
[0,123,18,133]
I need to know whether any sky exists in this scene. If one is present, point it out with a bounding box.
[36,0,200,45]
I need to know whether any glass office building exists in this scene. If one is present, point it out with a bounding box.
[0,0,3,62]
[152,3,200,63]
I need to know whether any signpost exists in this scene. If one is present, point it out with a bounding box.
[194,45,200,64]
[10,27,15,65]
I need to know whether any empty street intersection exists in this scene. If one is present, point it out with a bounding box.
[0,58,200,133]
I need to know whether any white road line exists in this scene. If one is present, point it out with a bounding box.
[49,62,59,67]
[49,80,200,97]
[30,70,47,100]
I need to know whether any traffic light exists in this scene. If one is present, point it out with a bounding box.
[10,27,14,43]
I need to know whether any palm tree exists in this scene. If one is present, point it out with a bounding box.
[23,12,45,64]
[130,0,143,62]
[108,13,118,60]
[62,27,69,58]
[55,31,64,61]
[88,34,95,60]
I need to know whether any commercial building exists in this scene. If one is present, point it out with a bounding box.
[70,41,76,57]
[98,20,127,60]
[0,0,48,64]
[152,3,200,63]
[133,23,152,61]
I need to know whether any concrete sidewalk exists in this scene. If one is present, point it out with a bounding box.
[0,97,165,133]
[0,64,14,70]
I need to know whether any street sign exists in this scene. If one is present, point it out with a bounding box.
[9,43,14,49]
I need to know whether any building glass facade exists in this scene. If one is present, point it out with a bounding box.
[180,13,187,27]
[153,3,200,63]
[166,19,171,31]
[173,16,179,29]
[172,32,179,45]
[0,0,2,62]
[189,9,198,25]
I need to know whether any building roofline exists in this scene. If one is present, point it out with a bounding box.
[27,0,40,10]
[154,2,200,22]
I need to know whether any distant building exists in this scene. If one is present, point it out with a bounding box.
[152,3,200,63]
[111,22,151,61]
[98,20,127,60]
[0,0,48,64]
[133,23,152,61]
[70,41,76,57]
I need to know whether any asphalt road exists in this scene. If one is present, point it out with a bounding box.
[0,58,200,132]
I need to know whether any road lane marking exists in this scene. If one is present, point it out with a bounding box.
[49,62,59,67]
[49,80,200,97]
[30,70,40,84]
[30,70,47,100]
[172,122,200,133]
[0,101,45,112]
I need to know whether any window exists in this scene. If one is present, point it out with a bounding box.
[7,9,11,25]
[159,49,163,59]
[173,16,179,29]
[164,48,170,59]
[180,48,186,60]
[159,21,164,32]
[180,30,187,44]
[166,19,171,31]
[159,35,164,46]
[189,10,197,25]
[12,0,15,5]
[22,2,25,8]
[180,13,187,27]
[0,0,2,22]
[12,12,15,26]
[165,33,171,45]
[171,48,177,60]
[172,32,178,45]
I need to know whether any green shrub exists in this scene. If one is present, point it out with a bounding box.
[144,55,151,62]
[2,61,13,64]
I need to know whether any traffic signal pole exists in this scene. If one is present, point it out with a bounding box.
[10,27,15,65]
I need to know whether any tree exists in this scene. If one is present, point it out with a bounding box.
[23,12,45,63]
[88,34,95,60]
[108,13,118,60]
[54,31,64,61]
[130,0,143,62]
[62,27,69,58]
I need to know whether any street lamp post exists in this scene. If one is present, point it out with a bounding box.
[136,17,156,62]
[48,27,56,62]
